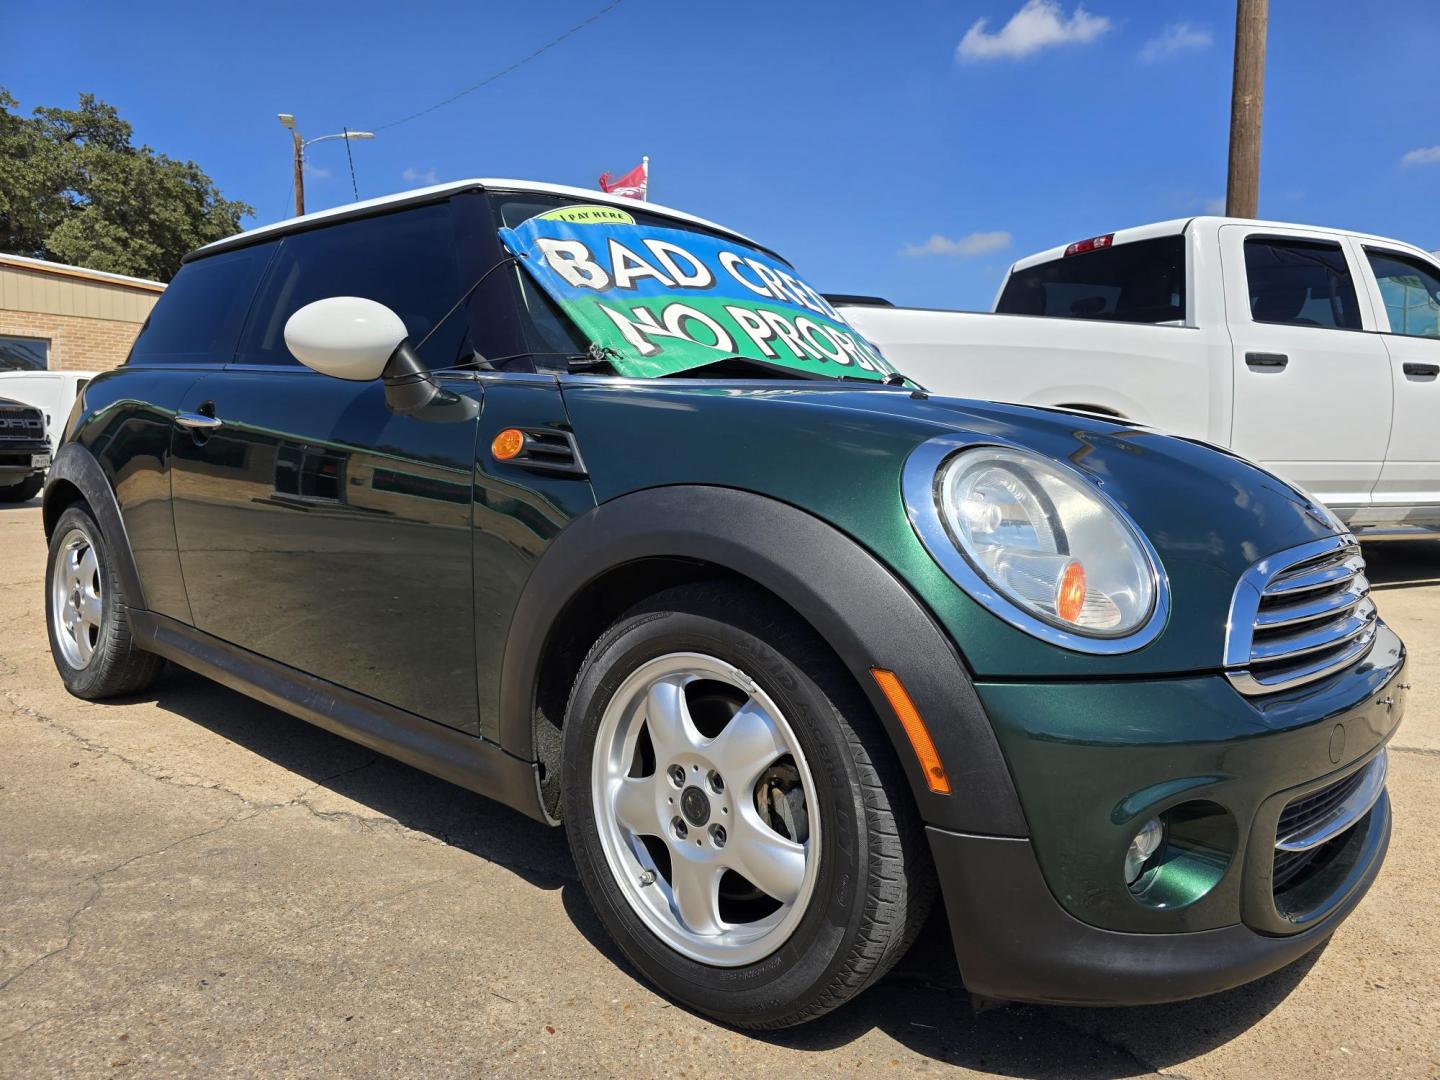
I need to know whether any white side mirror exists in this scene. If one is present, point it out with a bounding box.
[283,297,408,381]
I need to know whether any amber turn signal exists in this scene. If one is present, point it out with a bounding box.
[870,668,950,795]
[1056,559,1087,625]
[492,428,525,460]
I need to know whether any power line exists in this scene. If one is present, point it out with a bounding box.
[373,1,625,132]
[343,127,360,201]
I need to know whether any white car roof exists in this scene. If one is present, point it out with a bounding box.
[191,178,762,259]
[1009,216,1437,273]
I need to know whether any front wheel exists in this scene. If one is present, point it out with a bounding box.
[562,583,933,1028]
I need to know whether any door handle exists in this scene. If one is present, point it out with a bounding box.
[175,411,223,431]
[1246,352,1289,369]
[1402,361,1439,378]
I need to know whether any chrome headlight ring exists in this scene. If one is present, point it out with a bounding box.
[902,433,1170,655]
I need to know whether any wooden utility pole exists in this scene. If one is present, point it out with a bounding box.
[1226,0,1268,218]
[291,127,306,218]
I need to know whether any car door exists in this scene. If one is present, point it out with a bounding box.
[1218,225,1392,511]
[1352,243,1440,517]
[169,200,486,733]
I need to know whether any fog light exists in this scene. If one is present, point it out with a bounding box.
[1125,817,1165,885]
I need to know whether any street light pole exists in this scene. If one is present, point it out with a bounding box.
[277,114,375,217]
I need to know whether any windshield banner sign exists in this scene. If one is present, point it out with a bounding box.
[499,208,894,380]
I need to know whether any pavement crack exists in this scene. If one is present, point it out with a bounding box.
[1034,1008,1195,1079]
[1391,744,1440,758]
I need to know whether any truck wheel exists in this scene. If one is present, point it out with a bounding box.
[562,582,933,1028]
[45,503,164,699]
[0,474,43,502]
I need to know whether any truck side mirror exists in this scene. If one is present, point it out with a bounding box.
[284,296,410,381]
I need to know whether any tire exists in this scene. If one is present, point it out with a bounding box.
[0,474,43,502]
[45,503,165,699]
[562,581,934,1029]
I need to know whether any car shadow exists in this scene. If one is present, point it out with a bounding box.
[0,494,42,511]
[134,664,1319,1073]
[1361,540,1440,591]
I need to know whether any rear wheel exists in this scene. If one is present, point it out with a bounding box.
[0,474,43,502]
[45,503,164,699]
[562,582,933,1028]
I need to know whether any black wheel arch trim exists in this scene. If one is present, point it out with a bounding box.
[44,443,147,610]
[500,484,1028,837]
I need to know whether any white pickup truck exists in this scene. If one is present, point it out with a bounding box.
[838,217,1440,538]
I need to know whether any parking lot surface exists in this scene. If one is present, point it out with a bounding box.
[2,497,1437,1078]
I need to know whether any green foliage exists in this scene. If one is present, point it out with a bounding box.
[0,88,252,281]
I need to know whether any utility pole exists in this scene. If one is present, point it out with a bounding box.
[276,115,374,218]
[1225,0,1268,219]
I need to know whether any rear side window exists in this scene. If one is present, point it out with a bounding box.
[127,242,275,365]
[1365,248,1440,339]
[996,236,1186,324]
[1243,238,1362,330]
[236,202,465,367]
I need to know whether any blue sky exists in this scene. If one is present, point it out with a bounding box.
[7,0,1440,308]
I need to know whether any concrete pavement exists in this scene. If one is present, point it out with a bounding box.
[2,497,1437,1078]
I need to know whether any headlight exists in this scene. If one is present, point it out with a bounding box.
[904,437,1168,654]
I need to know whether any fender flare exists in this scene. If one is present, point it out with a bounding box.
[44,443,148,610]
[499,485,1027,836]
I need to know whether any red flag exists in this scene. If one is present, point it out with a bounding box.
[598,157,648,201]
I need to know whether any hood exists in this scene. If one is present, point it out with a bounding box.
[562,379,1344,678]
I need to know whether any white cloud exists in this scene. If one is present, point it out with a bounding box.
[302,162,331,179]
[902,231,1013,257]
[1401,146,1440,166]
[403,166,439,184]
[1139,22,1212,63]
[956,0,1110,62]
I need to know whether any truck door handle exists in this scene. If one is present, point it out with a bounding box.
[1246,352,1289,369]
[175,411,223,431]
[1402,361,1439,378]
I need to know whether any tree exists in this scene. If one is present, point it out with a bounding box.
[0,88,252,281]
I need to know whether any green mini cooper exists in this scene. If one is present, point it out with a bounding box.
[43,180,1405,1028]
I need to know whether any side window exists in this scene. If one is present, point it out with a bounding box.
[126,242,275,365]
[995,236,1187,324]
[236,202,465,368]
[1243,238,1362,330]
[1365,249,1440,340]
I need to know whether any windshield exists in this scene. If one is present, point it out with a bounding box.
[491,194,895,382]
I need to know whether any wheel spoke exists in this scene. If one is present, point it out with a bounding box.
[612,776,661,838]
[66,547,82,580]
[730,814,807,904]
[667,855,723,936]
[79,546,99,589]
[79,591,102,627]
[643,676,703,760]
[707,699,787,791]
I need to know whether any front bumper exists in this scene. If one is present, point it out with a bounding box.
[931,623,1405,1004]
[0,438,51,481]
[929,793,1389,1005]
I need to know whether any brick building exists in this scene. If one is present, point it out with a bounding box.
[0,253,165,373]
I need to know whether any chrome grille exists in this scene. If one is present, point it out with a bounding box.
[1272,752,1387,891]
[0,405,44,441]
[1224,535,1377,696]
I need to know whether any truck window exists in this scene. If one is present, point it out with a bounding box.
[1364,249,1440,339]
[236,202,466,368]
[996,236,1186,324]
[128,242,276,365]
[1243,238,1362,330]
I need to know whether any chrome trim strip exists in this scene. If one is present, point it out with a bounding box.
[1276,752,1388,853]
[1225,623,1378,695]
[1254,578,1370,628]
[1248,599,1377,663]
[901,433,1170,656]
[1266,553,1365,596]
